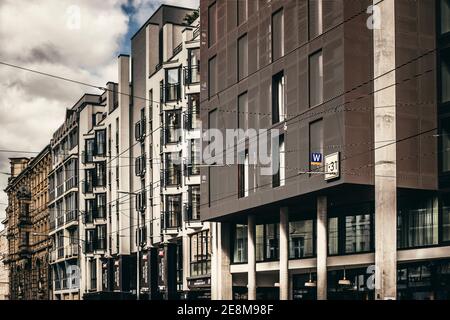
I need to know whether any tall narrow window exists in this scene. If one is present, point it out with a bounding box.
[238,92,248,131]
[441,0,450,35]
[328,217,338,255]
[90,259,97,290]
[309,50,323,107]
[238,149,249,198]
[237,0,248,26]
[273,134,285,187]
[272,9,284,61]
[238,34,248,81]
[309,119,323,171]
[233,224,248,263]
[443,196,450,242]
[442,118,450,172]
[272,71,285,124]
[308,0,323,39]
[208,2,217,47]
[95,130,106,156]
[441,51,450,103]
[208,56,217,98]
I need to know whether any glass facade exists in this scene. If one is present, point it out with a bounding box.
[289,219,314,259]
[443,196,450,242]
[233,224,248,263]
[397,196,438,249]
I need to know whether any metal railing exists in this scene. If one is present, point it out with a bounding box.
[135,118,146,142]
[184,65,200,85]
[160,83,181,102]
[173,43,182,57]
[65,210,78,224]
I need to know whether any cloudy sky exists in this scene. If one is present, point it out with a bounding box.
[0,0,198,228]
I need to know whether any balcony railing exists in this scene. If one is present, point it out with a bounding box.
[56,183,64,197]
[161,210,181,230]
[135,118,146,142]
[65,175,77,190]
[57,246,64,259]
[66,244,79,258]
[161,126,181,145]
[65,210,78,224]
[173,43,182,57]
[135,155,146,177]
[160,83,181,102]
[82,151,94,164]
[185,163,200,176]
[57,214,64,227]
[184,65,200,86]
[161,167,182,188]
[184,110,200,131]
[136,190,147,213]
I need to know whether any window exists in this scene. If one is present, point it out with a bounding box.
[271,9,284,61]
[272,71,285,124]
[96,161,106,187]
[164,68,180,101]
[85,139,95,163]
[443,196,450,242]
[188,139,200,175]
[238,92,248,131]
[237,0,247,25]
[309,119,323,171]
[163,194,182,229]
[289,219,314,258]
[328,203,373,255]
[308,0,323,39]
[441,51,450,103]
[96,193,106,219]
[95,130,106,156]
[164,153,182,186]
[188,185,200,220]
[164,110,181,144]
[186,49,200,84]
[273,134,285,187]
[256,224,264,261]
[96,225,106,250]
[85,199,95,223]
[441,0,450,35]
[398,196,438,249]
[187,94,200,130]
[208,2,217,47]
[233,224,248,263]
[85,230,95,253]
[442,118,450,172]
[90,259,97,290]
[190,230,211,277]
[208,56,217,97]
[238,149,249,198]
[345,214,371,253]
[309,50,323,107]
[84,169,95,194]
[238,34,248,81]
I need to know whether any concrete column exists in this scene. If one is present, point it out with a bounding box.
[247,215,256,300]
[373,0,397,300]
[279,207,289,300]
[317,195,327,300]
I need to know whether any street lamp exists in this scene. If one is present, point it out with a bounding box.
[117,190,142,300]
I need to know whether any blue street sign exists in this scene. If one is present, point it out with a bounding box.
[310,152,322,166]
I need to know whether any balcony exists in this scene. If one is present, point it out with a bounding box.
[136,190,147,213]
[65,210,78,225]
[49,249,57,263]
[160,83,181,103]
[161,167,182,188]
[135,155,146,177]
[161,126,181,145]
[184,65,200,86]
[83,210,94,224]
[57,214,64,227]
[135,118,146,142]
[161,210,181,230]
[185,162,200,176]
[65,244,79,259]
[65,175,77,190]
[57,246,64,259]
[56,183,64,198]
[84,241,95,254]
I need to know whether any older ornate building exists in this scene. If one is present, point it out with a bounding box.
[3,146,52,300]
[0,228,9,300]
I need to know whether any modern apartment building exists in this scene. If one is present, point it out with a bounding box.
[3,146,52,300]
[0,228,10,300]
[129,4,210,300]
[201,0,450,300]
[48,94,104,300]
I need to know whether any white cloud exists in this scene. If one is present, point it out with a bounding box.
[0,0,198,226]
